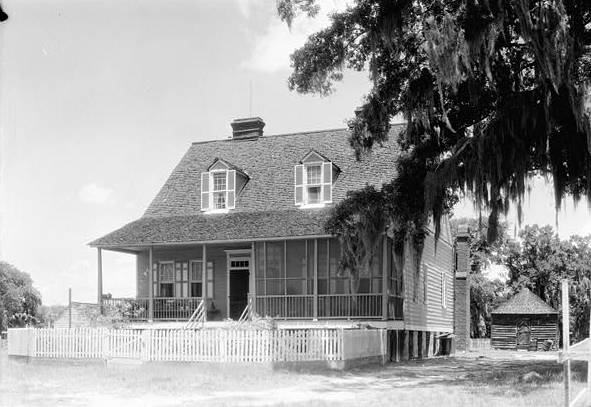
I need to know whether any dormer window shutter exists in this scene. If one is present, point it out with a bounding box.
[201,172,210,211]
[227,170,236,209]
[322,162,332,203]
[294,164,304,205]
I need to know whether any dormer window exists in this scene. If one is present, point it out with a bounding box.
[294,151,338,207]
[201,159,248,212]
[212,171,229,209]
[305,164,323,204]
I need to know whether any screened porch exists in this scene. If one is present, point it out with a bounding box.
[96,237,404,322]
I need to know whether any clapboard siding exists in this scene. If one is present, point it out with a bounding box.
[403,221,454,331]
[491,314,558,350]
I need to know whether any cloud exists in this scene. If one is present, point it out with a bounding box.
[78,183,115,205]
[241,0,350,73]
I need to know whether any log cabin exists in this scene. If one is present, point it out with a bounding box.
[89,117,471,358]
[491,288,558,350]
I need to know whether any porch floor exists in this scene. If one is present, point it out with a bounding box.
[125,319,403,330]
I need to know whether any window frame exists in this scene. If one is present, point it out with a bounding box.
[211,170,228,210]
[158,261,175,298]
[295,160,333,208]
[189,260,203,298]
[201,169,236,213]
[304,163,323,205]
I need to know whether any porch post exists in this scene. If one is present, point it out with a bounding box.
[97,248,103,314]
[313,239,318,320]
[202,245,207,313]
[283,240,287,319]
[250,242,256,314]
[382,236,388,321]
[148,247,154,321]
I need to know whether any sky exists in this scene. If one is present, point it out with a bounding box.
[0,0,589,305]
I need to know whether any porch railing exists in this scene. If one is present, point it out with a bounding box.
[102,294,401,321]
[102,297,203,321]
[255,294,385,319]
[255,295,314,319]
[317,294,382,319]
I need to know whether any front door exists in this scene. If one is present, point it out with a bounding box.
[228,257,250,320]
[517,321,531,349]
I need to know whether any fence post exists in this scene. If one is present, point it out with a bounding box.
[102,328,110,360]
[381,329,387,365]
[562,279,570,407]
[68,288,72,329]
[141,330,151,362]
[27,327,36,359]
[339,328,344,361]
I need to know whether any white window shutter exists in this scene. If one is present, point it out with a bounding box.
[322,162,332,203]
[294,164,304,205]
[201,172,210,211]
[227,170,236,209]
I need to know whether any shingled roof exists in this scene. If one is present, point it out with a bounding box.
[492,288,557,315]
[90,124,403,249]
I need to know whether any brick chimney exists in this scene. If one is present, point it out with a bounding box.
[454,225,471,352]
[230,117,265,140]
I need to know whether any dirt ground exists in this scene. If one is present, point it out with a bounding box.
[0,342,586,407]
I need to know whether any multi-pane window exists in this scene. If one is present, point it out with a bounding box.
[190,260,203,298]
[158,262,174,298]
[294,157,333,207]
[188,260,213,298]
[201,169,236,212]
[212,172,227,209]
[305,165,322,204]
[152,260,212,299]
[205,263,214,299]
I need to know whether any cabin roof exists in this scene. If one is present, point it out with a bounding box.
[492,288,557,315]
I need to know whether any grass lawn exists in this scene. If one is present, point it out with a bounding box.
[0,340,586,406]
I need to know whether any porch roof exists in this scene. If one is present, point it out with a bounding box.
[89,208,331,249]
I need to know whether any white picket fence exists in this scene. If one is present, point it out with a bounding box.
[8,327,344,363]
